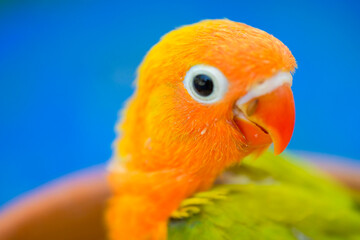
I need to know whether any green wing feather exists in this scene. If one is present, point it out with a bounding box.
[168,151,360,240]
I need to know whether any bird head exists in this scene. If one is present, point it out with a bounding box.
[114,19,296,177]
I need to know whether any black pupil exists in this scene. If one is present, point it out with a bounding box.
[193,74,214,97]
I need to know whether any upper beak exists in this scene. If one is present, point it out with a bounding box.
[234,72,295,155]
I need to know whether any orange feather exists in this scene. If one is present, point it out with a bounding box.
[106,19,296,240]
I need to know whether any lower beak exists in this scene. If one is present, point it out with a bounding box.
[234,84,295,155]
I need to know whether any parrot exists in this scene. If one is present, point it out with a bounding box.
[106,19,360,240]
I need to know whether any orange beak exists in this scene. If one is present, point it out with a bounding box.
[234,84,295,155]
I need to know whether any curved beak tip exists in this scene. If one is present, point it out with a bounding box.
[267,85,295,155]
[249,84,295,155]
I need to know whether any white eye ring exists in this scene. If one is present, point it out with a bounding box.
[183,64,229,104]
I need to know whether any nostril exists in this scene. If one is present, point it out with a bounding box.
[246,99,258,116]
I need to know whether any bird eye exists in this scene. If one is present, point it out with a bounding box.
[183,65,229,104]
[193,74,214,97]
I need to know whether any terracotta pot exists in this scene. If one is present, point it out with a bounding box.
[0,166,110,240]
[0,154,359,240]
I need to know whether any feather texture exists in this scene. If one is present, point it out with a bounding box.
[168,152,360,240]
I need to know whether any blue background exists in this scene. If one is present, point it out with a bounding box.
[1,0,359,205]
